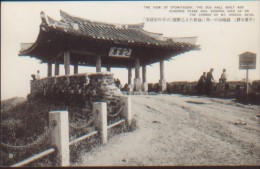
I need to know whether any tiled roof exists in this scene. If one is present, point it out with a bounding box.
[38,10,198,48]
[19,10,199,66]
[55,11,197,47]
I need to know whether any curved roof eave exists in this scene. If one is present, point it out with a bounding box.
[19,10,200,58]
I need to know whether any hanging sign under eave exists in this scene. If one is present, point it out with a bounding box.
[109,47,132,58]
[239,52,256,69]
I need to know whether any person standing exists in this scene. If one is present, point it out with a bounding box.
[205,68,214,96]
[219,69,227,83]
[197,72,206,95]
[36,70,40,80]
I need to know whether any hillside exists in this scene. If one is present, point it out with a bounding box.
[1,97,27,112]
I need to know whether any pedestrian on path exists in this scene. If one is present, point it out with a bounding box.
[205,68,215,96]
[197,72,206,95]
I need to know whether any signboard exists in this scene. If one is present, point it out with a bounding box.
[239,52,256,69]
[109,47,132,58]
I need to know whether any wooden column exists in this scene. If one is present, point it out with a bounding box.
[74,63,78,74]
[96,55,101,73]
[127,67,133,92]
[160,60,165,80]
[128,67,132,85]
[142,65,148,92]
[142,65,147,83]
[55,62,59,76]
[134,58,141,91]
[159,60,166,92]
[47,62,52,77]
[64,52,70,75]
[106,66,111,72]
[135,58,140,78]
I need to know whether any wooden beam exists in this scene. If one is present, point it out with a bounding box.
[70,50,96,56]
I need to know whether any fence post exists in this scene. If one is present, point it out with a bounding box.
[93,102,107,144]
[49,111,70,166]
[121,96,132,126]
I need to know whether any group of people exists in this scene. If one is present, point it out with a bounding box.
[197,68,227,96]
[31,70,40,81]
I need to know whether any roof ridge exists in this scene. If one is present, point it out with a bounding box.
[46,15,72,30]
[163,36,198,45]
[140,29,164,41]
[60,10,145,29]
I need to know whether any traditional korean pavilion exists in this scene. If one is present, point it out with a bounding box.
[19,10,200,92]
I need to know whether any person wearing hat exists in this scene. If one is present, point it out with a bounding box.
[205,68,215,96]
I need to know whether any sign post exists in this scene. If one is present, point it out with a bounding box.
[239,52,257,103]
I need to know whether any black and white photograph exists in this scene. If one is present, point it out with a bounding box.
[1,1,260,167]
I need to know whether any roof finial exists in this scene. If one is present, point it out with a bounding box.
[40,11,47,24]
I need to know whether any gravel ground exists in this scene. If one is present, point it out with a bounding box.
[74,94,260,166]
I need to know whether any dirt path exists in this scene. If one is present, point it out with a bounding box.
[74,94,260,166]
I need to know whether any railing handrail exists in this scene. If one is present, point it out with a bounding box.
[10,118,126,167]
[8,97,132,167]
[69,130,98,146]
[11,148,55,167]
[107,119,125,129]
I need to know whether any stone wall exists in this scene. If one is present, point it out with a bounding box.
[148,81,254,98]
[28,73,123,108]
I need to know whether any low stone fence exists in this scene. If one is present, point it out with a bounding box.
[148,80,260,99]
[252,80,260,91]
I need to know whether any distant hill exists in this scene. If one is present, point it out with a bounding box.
[1,97,27,112]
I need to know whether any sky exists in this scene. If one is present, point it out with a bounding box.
[1,1,260,100]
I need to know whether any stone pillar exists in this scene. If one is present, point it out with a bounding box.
[55,62,59,76]
[64,52,70,75]
[96,55,101,73]
[121,96,132,126]
[74,63,78,74]
[106,66,111,72]
[142,65,148,92]
[93,102,107,144]
[134,58,141,91]
[47,62,52,77]
[49,111,70,166]
[159,60,167,92]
